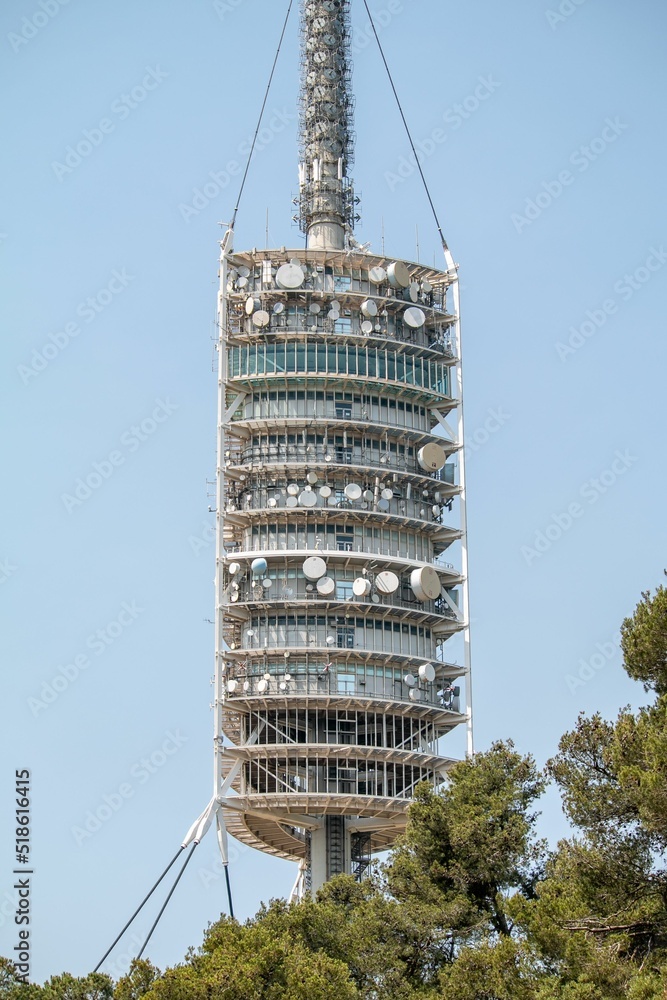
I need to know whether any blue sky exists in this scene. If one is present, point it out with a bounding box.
[1,0,666,983]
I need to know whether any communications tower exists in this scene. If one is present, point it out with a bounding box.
[212,0,471,893]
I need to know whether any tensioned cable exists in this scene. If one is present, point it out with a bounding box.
[136,844,198,960]
[361,0,449,253]
[93,846,185,972]
[224,864,235,920]
[230,0,295,231]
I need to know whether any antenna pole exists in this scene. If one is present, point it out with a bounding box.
[297,0,357,250]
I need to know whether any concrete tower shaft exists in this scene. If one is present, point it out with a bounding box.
[298,0,357,250]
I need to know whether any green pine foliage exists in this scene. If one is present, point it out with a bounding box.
[5,582,667,998]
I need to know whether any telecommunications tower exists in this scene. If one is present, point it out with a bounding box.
[212,0,471,894]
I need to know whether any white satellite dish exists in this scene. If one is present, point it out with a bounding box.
[303,556,327,580]
[403,306,426,329]
[273,301,285,314]
[316,576,335,596]
[227,679,238,693]
[353,577,371,597]
[344,483,362,500]
[237,266,250,278]
[410,566,441,602]
[286,496,298,507]
[417,442,446,472]
[287,483,300,495]
[381,488,394,500]
[276,262,305,289]
[360,299,378,318]
[319,485,332,498]
[361,320,373,334]
[245,296,258,315]
[262,578,272,589]
[418,662,436,683]
[252,310,270,328]
[307,471,319,485]
[387,261,410,289]
[369,266,386,284]
[377,498,390,511]
[300,491,317,507]
[375,570,399,595]
[403,673,416,688]
[309,302,321,314]
[257,679,268,693]
[228,562,241,576]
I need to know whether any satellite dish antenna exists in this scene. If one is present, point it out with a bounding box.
[303,556,327,580]
[417,442,446,471]
[387,261,410,289]
[276,262,305,289]
[418,662,436,683]
[403,307,426,329]
[410,566,441,602]
[252,310,270,328]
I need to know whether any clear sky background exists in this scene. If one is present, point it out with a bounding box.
[1,0,666,983]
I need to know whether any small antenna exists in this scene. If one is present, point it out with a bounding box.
[381,217,385,256]
[416,225,420,263]
[265,208,269,250]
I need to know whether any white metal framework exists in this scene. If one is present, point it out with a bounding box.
[209,0,472,893]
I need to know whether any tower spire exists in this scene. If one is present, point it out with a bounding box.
[298,0,357,249]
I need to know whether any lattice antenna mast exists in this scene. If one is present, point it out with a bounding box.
[298,0,358,250]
